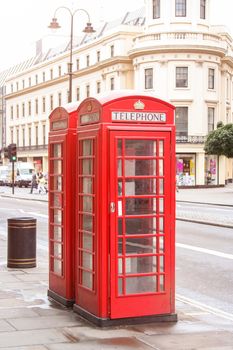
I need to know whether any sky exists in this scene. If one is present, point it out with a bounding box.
[0,0,232,71]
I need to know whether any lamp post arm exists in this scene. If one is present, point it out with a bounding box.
[72,8,91,23]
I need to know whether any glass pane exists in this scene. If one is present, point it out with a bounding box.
[53,144,62,157]
[125,160,156,176]
[160,275,165,291]
[125,179,156,196]
[82,159,92,175]
[118,278,123,295]
[159,140,164,156]
[53,176,62,191]
[159,179,164,194]
[82,232,93,250]
[126,198,156,215]
[125,256,157,274]
[117,139,122,156]
[83,214,93,232]
[117,160,122,176]
[83,178,92,194]
[159,217,164,233]
[125,140,156,156]
[54,209,62,224]
[160,255,164,272]
[159,198,164,213]
[125,275,157,294]
[83,196,93,213]
[53,160,62,174]
[118,181,123,196]
[54,243,62,258]
[125,217,156,235]
[118,238,123,255]
[53,193,62,207]
[125,237,156,255]
[54,259,62,275]
[159,159,164,176]
[118,258,123,274]
[82,271,93,289]
[118,218,123,235]
[159,236,164,252]
[83,140,92,156]
[54,226,62,241]
[82,252,93,270]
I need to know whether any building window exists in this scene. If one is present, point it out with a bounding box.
[153,0,160,19]
[50,69,53,80]
[176,67,188,88]
[110,77,115,90]
[22,128,25,147]
[97,51,100,62]
[22,103,25,117]
[43,125,46,145]
[16,82,19,91]
[76,88,80,101]
[208,107,215,133]
[35,125,38,146]
[97,81,101,94]
[11,106,13,119]
[16,105,19,118]
[110,45,114,58]
[175,107,188,139]
[86,55,90,67]
[11,129,13,144]
[43,72,45,82]
[28,101,31,116]
[86,85,90,97]
[50,95,53,111]
[11,84,13,93]
[200,0,206,19]
[58,92,62,106]
[17,129,19,146]
[35,99,38,114]
[145,68,153,89]
[28,77,31,87]
[58,65,62,76]
[76,59,80,70]
[208,68,215,89]
[42,97,46,113]
[22,80,25,89]
[28,127,31,147]
[176,154,196,186]
[175,0,186,17]
[35,74,38,84]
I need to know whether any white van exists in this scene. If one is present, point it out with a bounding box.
[0,166,9,186]
[8,162,35,187]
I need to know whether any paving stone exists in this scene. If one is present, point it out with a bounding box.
[32,306,74,317]
[7,315,82,330]
[0,329,68,348]
[47,337,153,350]
[136,331,233,350]
[16,273,48,282]
[0,319,16,332]
[0,347,47,350]
[0,308,38,319]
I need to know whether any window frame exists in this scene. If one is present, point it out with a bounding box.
[208,107,215,133]
[144,68,153,90]
[175,106,188,139]
[208,68,215,90]
[175,0,186,17]
[200,0,206,19]
[176,67,188,88]
[153,0,160,19]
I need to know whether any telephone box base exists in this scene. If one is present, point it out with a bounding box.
[48,289,74,307]
[73,304,178,327]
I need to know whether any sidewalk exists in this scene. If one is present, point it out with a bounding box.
[0,187,233,348]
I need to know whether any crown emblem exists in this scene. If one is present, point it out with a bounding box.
[134,100,145,110]
[87,103,92,112]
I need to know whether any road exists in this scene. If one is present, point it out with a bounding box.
[0,195,232,319]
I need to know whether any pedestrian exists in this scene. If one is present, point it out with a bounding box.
[30,170,38,194]
[37,172,46,194]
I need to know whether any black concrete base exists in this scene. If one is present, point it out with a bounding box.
[73,304,178,327]
[47,289,74,307]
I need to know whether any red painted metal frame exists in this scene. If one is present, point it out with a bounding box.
[48,103,79,306]
[73,92,176,322]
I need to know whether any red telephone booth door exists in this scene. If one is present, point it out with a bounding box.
[109,130,174,319]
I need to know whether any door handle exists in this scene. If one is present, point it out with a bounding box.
[110,202,115,213]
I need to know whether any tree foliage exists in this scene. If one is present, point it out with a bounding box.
[204,123,233,158]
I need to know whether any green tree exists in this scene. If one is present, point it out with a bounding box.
[204,123,233,158]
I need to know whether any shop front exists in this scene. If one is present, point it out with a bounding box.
[205,155,218,185]
[176,153,196,186]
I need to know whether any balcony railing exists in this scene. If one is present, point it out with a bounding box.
[17,144,48,152]
[176,135,206,144]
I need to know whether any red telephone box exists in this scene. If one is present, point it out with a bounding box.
[73,91,177,325]
[48,102,79,306]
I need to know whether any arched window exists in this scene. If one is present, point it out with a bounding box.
[200,0,206,19]
[153,0,160,19]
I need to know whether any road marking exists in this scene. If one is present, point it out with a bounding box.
[176,243,233,260]
[176,294,233,321]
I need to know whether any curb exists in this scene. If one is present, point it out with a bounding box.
[0,194,48,203]
[177,200,233,207]
[176,217,233,229]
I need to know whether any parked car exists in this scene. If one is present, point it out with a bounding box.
[7,162,35,187]
[0,166,9,186]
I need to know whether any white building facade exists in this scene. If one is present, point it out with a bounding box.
[2,0,233,186]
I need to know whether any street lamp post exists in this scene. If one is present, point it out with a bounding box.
[48,7,95,103]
